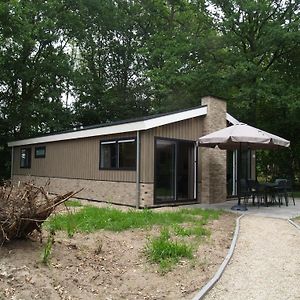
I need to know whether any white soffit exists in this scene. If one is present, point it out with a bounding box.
[8,106,208,147]
[226,113,239,125]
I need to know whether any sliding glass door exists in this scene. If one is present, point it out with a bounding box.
[227,149,256,197]
[155,140,176,201]
[154,139,196,204]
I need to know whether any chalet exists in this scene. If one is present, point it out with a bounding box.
[8,96,252,208]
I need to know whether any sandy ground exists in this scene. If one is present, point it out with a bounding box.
[204,215,300,300]
[0,211,236,300]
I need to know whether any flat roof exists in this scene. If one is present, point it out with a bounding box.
[8,105,210,147]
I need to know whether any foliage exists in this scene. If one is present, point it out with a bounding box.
[145,228,193,272]
[207,0,300,179]
[0,0,299,181]
[72,0,152,125]
[42,228,55,265]
[46,207,221,233]
[0,0,75,178]
[65,200,82,207]
[173,224,210,237]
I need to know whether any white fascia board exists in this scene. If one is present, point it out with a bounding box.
[226,113,239,125]
[143,106,207,130]
[8,106,207,147]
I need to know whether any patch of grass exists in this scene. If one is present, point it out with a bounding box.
[65,200,82,207]
[65,214,76,238]
[46,207,221,234]
[173,225,193,237]
[173,224,210,238]
[41,229,55,265]
[191,226,211,237]
[45,206,220,272]
[145,228,193,272]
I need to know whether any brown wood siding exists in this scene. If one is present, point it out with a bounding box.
[140,117,204,183]
[13,132,136,182]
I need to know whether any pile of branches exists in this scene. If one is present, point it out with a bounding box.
[0,181,80,244]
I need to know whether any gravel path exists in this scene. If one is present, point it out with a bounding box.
[204,215,300,300]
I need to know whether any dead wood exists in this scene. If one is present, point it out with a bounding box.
[0,181,82,244]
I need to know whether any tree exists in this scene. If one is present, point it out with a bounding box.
[207,0,300,180]
[72,0,152,126]
[0,0,75,178]
[139,0,223,112]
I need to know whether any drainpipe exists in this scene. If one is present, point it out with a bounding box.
[10,146,14,181]
[135,131,140,209]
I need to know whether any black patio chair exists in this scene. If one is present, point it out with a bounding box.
[275,179,287,206]
[238,179,252,206]
[274,179,295,206]
[286,180,295,205]
[247,180,265,207]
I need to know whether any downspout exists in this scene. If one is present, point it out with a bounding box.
[135,131,140,209]
[10,146,14,181]
[194,143,197,200]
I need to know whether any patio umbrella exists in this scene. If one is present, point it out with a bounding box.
[197,123,290,210]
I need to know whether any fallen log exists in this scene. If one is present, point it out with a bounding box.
[0,181,82,244]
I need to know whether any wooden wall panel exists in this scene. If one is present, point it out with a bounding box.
[13,132,136,182]
[140,117,204,183]
[12,117,205,185]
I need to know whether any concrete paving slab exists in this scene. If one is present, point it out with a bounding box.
[187,198,300,219]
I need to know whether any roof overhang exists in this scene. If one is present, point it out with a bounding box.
[226,113,239,125]
[8,106,208,147]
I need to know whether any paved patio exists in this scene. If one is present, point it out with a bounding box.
[188,198,300,219]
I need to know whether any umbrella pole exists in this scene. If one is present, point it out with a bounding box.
[231,143,247,211]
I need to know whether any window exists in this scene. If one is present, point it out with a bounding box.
[35,146,46,158]
[20,148,31,168]
[100,138,136,170]
[100,141,117,169]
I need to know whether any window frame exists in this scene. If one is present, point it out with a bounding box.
[20,147,32,169]
[35,146,46,158]
[99,137,137,171]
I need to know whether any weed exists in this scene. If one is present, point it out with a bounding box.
[192,226,211,238]
[42,228,55,265]
[66,214,76,238]
[145,228,193,272]
[173,225,192,237]
[65,200,82,207]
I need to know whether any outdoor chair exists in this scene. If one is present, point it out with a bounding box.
[286,180,295,205]
[275,179,295,206]
[247,180,265,207]
[239,179,252,205]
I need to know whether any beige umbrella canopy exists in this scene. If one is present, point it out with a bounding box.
[198,123,290,150]
[198,123,290,211]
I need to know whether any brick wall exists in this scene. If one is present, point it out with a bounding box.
[199,96,227,203]
[12,175,137,207]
